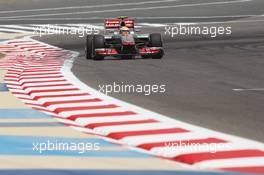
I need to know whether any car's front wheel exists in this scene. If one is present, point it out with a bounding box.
[93,35,105,60]
[85,35,93,59]
[149,33,163,47]
[149,33,164,59]
[152,49,164,59]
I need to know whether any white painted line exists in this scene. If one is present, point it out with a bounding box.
[59,108,128,117]
[139,23,168,27]
[0,24,103,34]
[135,15,264,19]
[21,71,61,75]
[0,27,31,33]
[0,0,179,14]
[94,123,180,135]
[37,95,94,104]
[48,101,111,111]
[21,81,69,87]
[196,19,264,25]
[24,85,75,92]
[6,85,22,89]
[0,0,251,19]
[14,94,33,99]
[233,88,264,91]
[121,132,207,146]
[76,114,150,126]
[19,77,65,83]
[0,25,36,32]
[29,90,86,98]
[21,99,40,105]
[8,89,25,93]
[173,23,197,25]
[20,74,62,79]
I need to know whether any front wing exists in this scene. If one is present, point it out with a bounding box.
[95,47,163,57]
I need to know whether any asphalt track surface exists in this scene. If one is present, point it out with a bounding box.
[1,0,264,144]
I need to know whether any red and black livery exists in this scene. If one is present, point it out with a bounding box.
[85,16,164,60]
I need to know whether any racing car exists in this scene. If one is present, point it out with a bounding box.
[85,16,164,60]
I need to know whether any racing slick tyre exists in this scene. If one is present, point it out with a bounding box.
[93,35,105,60]
[149,33,164,59]
[152,49,164,59]
[85,35,93,59]
[149,33,163,47]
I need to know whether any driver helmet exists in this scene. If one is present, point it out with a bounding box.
[120,26,130,35]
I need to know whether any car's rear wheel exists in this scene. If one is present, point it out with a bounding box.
[93,35,105,60]
[149,33,164,59]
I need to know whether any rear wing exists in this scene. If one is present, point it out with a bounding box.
[104,19,135,29]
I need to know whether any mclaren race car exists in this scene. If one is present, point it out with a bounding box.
[85,16,164,60]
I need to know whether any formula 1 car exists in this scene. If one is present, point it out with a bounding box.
[85,16,164,60]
